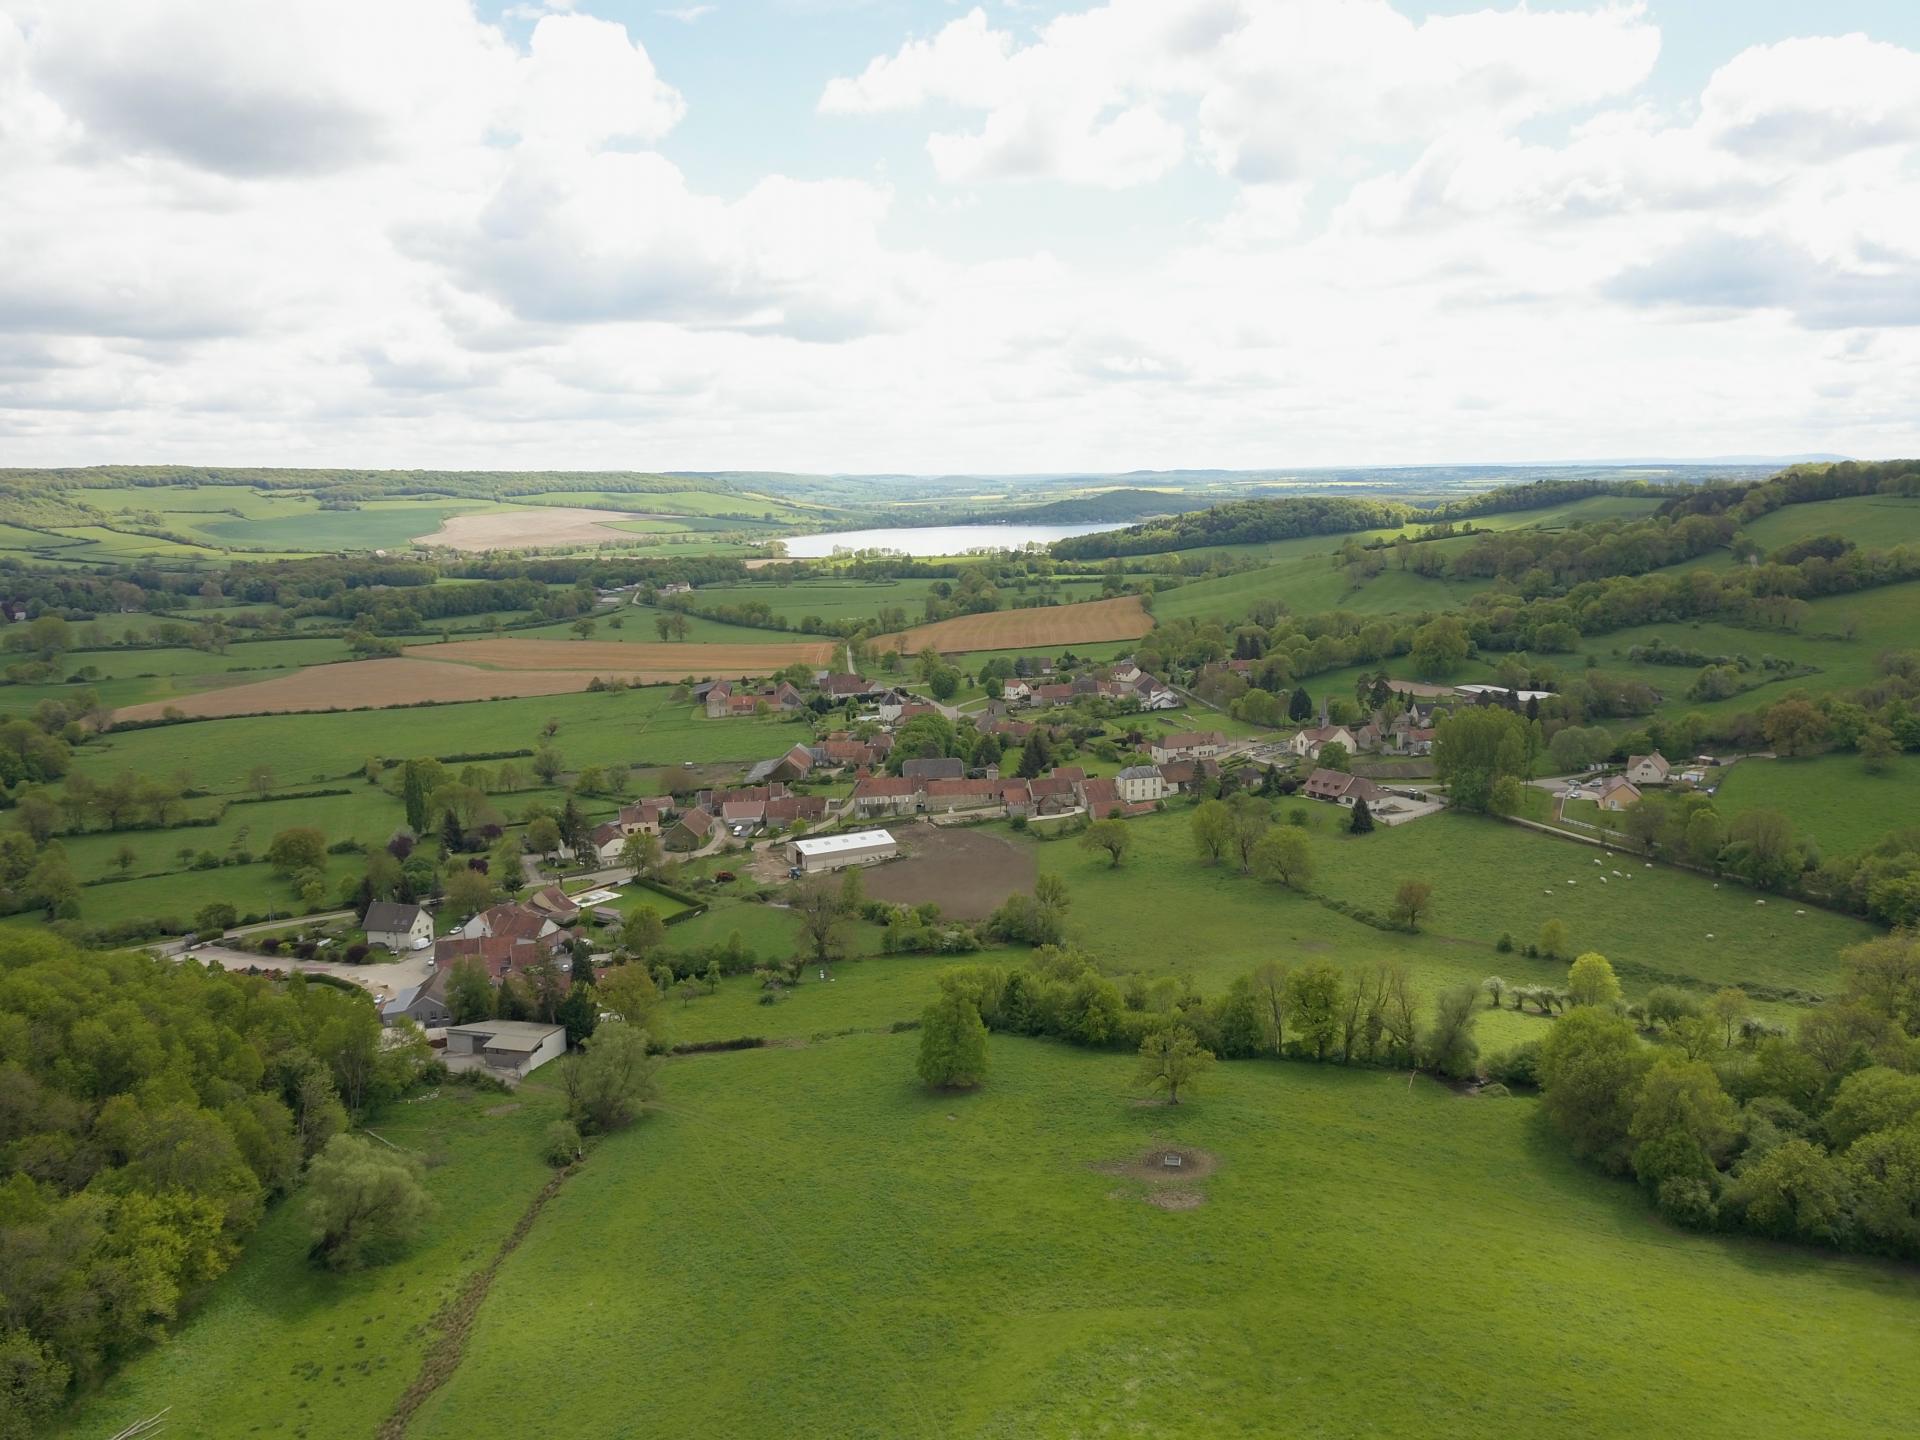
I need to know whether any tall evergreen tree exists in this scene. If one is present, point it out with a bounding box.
[1288,686,1313,722]
[1348,797,1375,834]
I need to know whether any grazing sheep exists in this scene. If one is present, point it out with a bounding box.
[1599,876,1608,884]
[1756,899,1766,906]
[1795,909,1806,916]
[1593,858,1602,866]
[1706,933,1715,940]
[1612,869,1622,877]
[1567,879,1577,886]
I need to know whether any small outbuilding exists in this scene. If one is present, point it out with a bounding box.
[443,1021,567,1079]
[789,829,898,874]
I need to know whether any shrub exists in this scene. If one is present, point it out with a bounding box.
[1495,932,1514,954]
[542,1120,582,1167]
[344,943,370,964]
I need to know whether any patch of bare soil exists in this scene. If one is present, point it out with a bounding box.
[404,637,834,673]
[1147,1189,1205,1211]
[111,658,611,722]
[874,594,1151,655]
[1095,1146,1221,1184]
[415,506,649,551]
[859,824,1038,921]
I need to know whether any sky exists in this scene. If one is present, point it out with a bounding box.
[1,0,1918,474]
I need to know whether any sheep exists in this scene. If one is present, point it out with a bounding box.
[1599,876,1608,884]
[1706,933,1715,940]
[1756,899,1766,906]
[1795,909,1806,916]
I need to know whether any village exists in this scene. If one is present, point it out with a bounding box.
[217,651,1704,1087]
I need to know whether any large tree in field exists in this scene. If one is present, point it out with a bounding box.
[1135,1025,1215,1105]
[1080,819,1132,868]
[917,989,989,1089]
[303,1135,434,1271]
[1392,878,1433,931]
[564,1021,659,1132]
[1421,983,1481,1078]
[1762,698,1829,758]
[1191,798,1233,865]
[790,877,849,968]
[1438,706,1530,810]
[1252,826,1312,890]
[1567,952,1621,1008]
[266,826,327,877]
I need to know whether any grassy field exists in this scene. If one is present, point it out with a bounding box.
[1031,806,1874,1012]
[1736,495,1920,555]
[68,686,803,794]
[1714,753,1920,857]
[67,1032,1899,1440]
[1153,540,1494,624]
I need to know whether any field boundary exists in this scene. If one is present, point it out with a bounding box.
[376,1156,583,1439]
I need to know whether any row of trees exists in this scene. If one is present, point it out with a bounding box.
[914,945,1487,1081]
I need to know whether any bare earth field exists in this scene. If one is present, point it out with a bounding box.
[404,638,835,672]
[110,659,619,721]
[877,594,1151,654]
[858,824,1035,919]
[415,506,655,551]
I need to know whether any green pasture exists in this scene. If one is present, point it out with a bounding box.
[393,1035,1920,1438]
[1030,806,1873,1013]
[1152,541,1491,625]
[68,687,804,795]
[511,609,803,646]
[1300,809,1874,999]
[1738,495,1920,555]
[1714,753,1920,858]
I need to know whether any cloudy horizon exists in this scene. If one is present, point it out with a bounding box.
[2,0,1917,473]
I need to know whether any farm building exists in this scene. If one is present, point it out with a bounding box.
[443,1021,567,1079]
[364,901,433,952]
[789,829,899,873]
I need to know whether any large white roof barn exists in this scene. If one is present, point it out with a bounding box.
[789,829,898,873]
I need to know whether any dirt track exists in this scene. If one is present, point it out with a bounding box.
[404,638,834,672]
[876,595,1150,655]
[414,507,650,551]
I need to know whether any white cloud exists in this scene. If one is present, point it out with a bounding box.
[0,0,1918,470]
[822,0,1659,186]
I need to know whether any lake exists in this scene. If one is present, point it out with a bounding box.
[780,523,1117,557]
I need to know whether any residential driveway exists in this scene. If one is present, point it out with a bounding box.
[167,936,435,1006]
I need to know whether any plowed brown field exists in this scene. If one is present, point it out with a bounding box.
[415,507,647,551]
[876,595,1150,654]
[403,639,834,671]
[111,659,614,722]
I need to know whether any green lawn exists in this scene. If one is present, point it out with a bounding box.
[1714,753,1920,858]
[378,1034,1920,1438]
